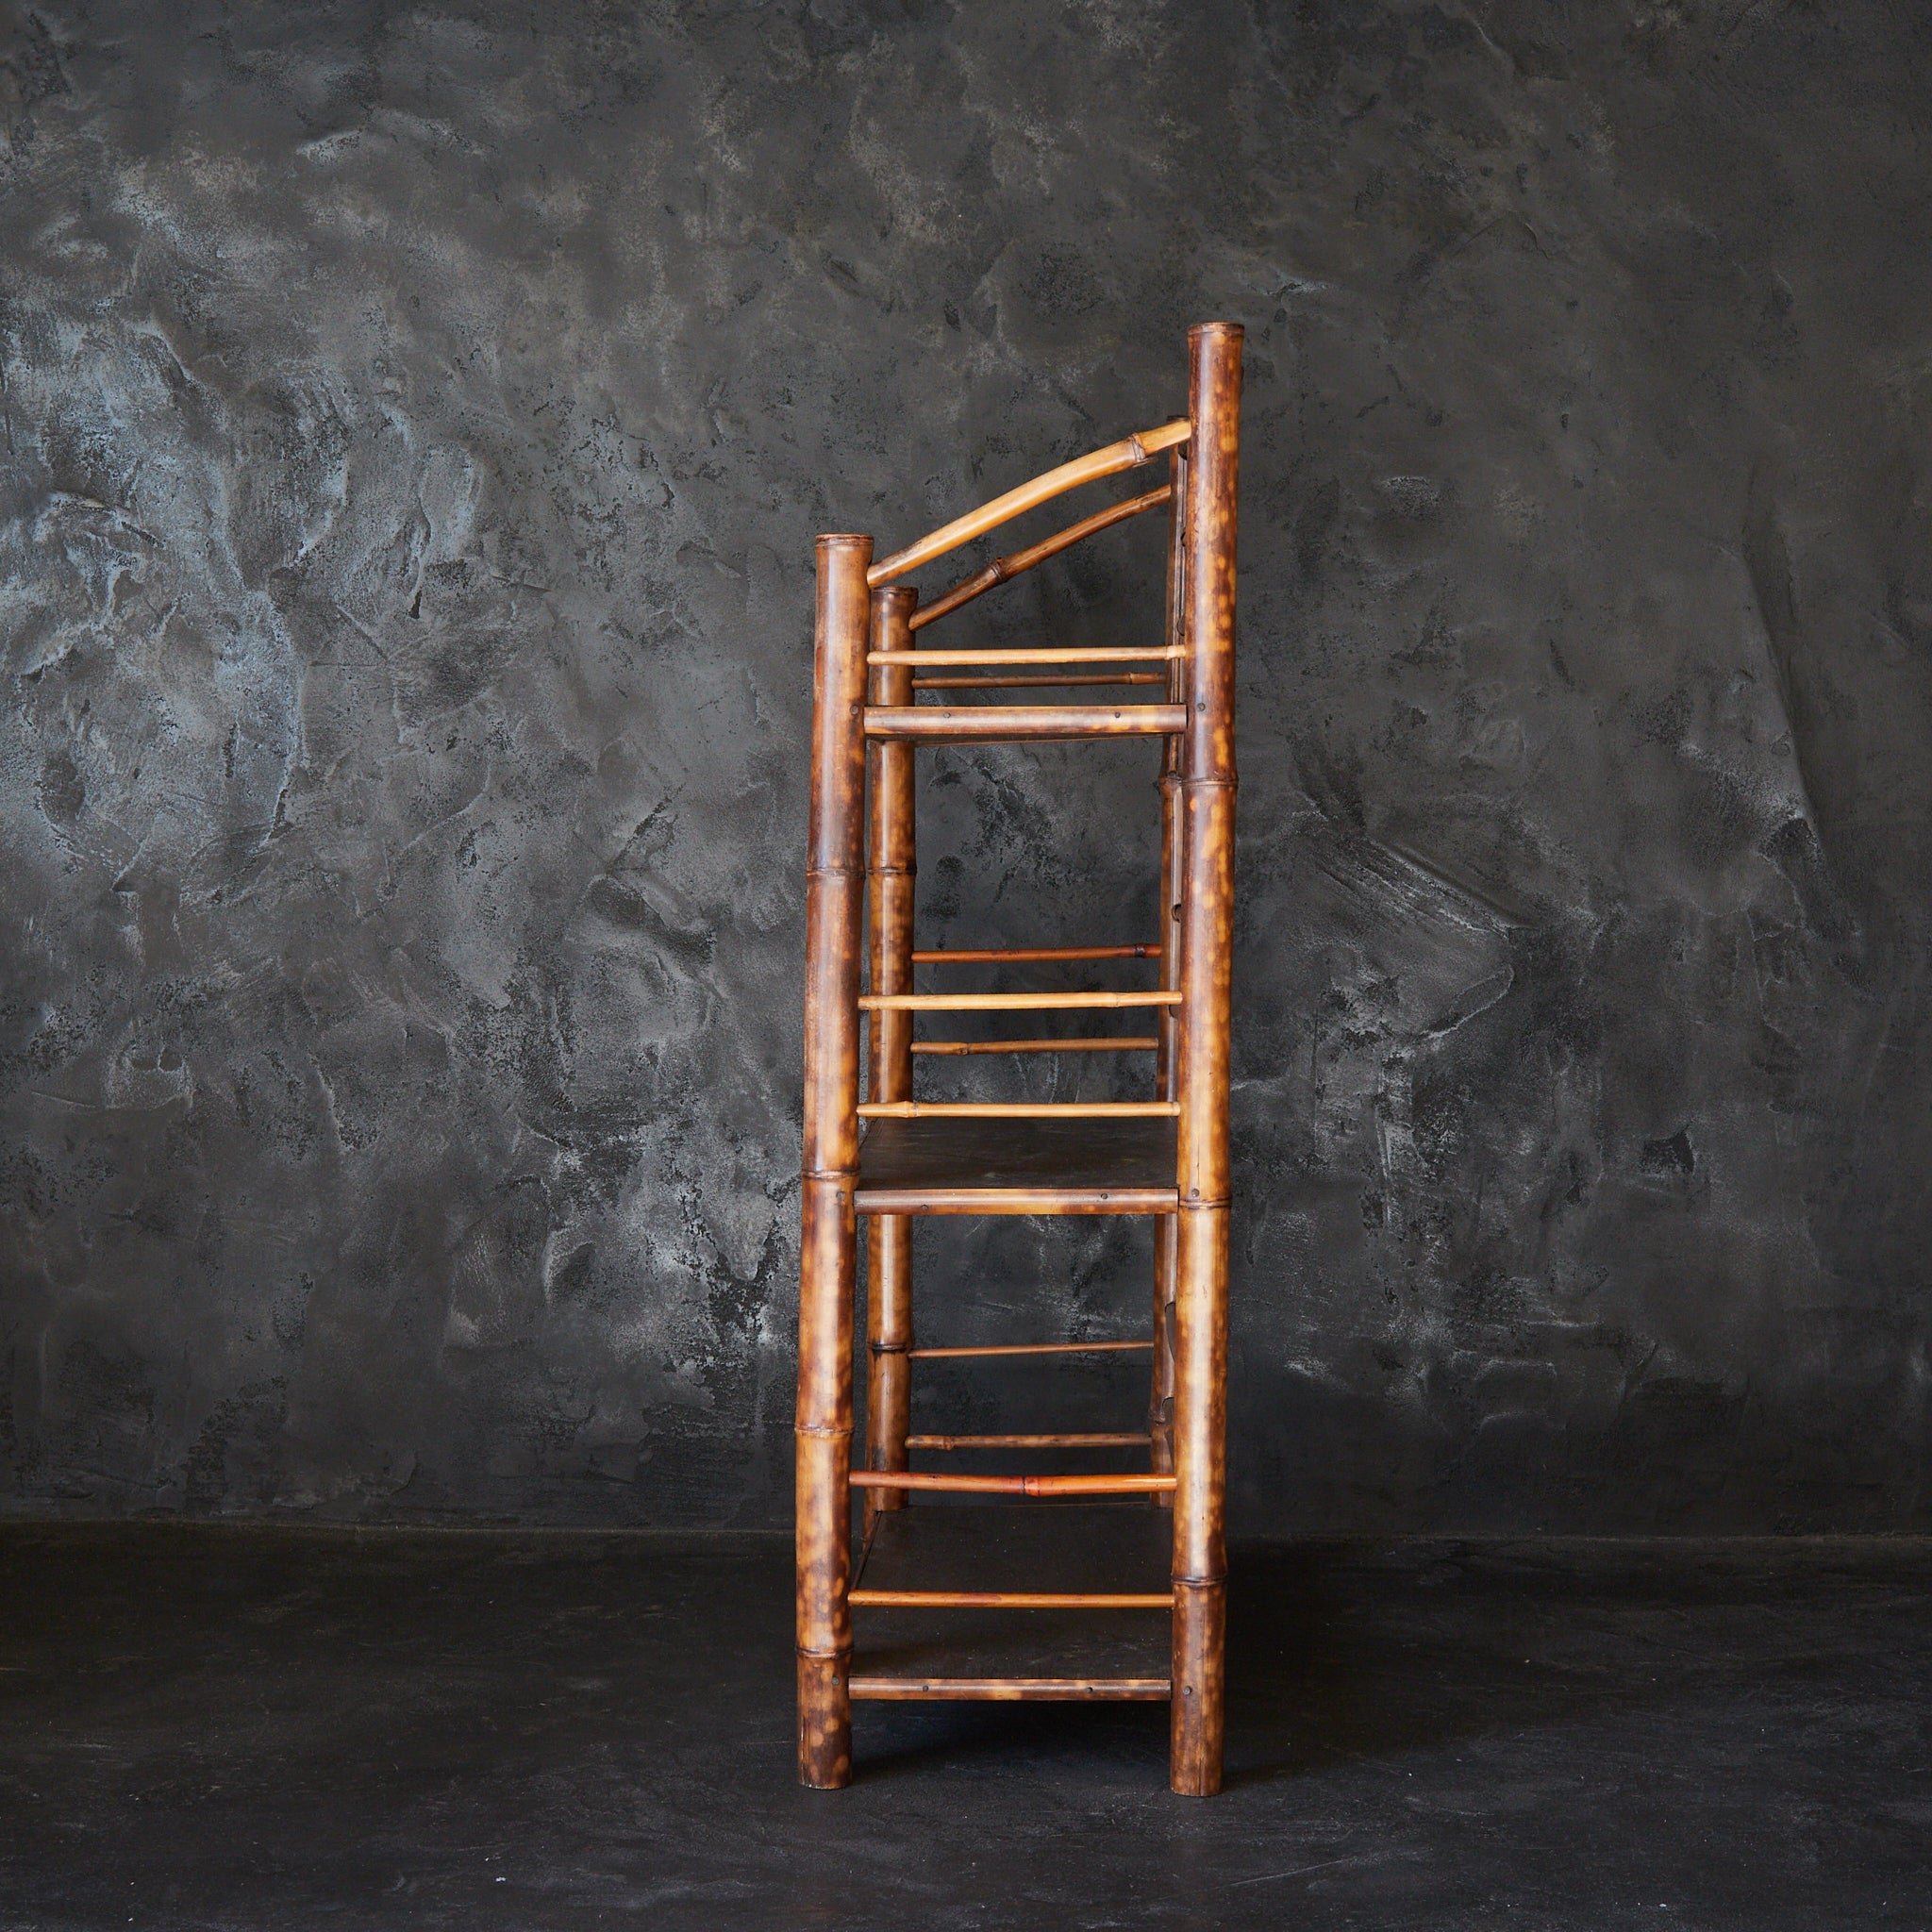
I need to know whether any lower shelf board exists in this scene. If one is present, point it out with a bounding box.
[849,1505,1173,1697]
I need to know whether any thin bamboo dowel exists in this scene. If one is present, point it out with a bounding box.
[848,1471,1175,1496]
[850,1589,1172,1608]
[851,1676,1171,1702]
[913,944,1159,962]
[865,704,1186,741]
[871,646,1179,667]
[858,1100,1179,1120]
[912,674,1167,689]
[910,1038,1158,1055]
[904,675,1158,691]
[908,483,1173,630]
[908,1340,1153,1358]
[860,991,1181,1010]
[907,1432,1151,1449]
[868,421,1190,587]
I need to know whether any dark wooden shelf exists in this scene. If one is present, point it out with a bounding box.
[849,1507,1173,1700]
[854,1115,1178,1215]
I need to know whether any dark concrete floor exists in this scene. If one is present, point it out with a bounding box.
[0,1525,1927,1930]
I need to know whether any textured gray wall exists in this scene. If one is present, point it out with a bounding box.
[3,1,1929,1530]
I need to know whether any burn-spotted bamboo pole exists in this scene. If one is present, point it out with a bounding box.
[1150,441,1188,1498]
[797,532,872,1790]
[1170,322,1241,1799]
[864,585,918,1526]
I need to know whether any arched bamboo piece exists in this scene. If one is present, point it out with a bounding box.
[871,646,1179,667]
[908,483,1174,630]
[859,991,1180,1010]
[865,703,1185,741]
[911,674,1166,689]
[908,1339,1152,1358]
[857,1100,1180,1119]
[851,1589,1171,1607]
[848,1471,1174,1495]
[868,421,1189,588]
[910,1038,1158,1055]
[907,1432,1151,1449]
[913,944,1158,962]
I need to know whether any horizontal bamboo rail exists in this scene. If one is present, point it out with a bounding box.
[911,1038,1158,1055]
[851,1676,1172,1702]
[865,704,1186,741]
[859,991,1181,1010]
[858,1100,1179,1120]
[871,646,1179,667]
[868,422,1190,588]
[855,1182,1177,1216]
[913,944,1159,962]
[847,1471,1176,1496]
[912,674,1167,689]
[907,1432,1151,1449]
[908,1339,1153,1358]
[850,1589,1172,1608]
[908,483,1174,630]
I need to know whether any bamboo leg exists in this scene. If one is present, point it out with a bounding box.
[865,586,918,1525]
[1170,323,1241,1799]
[798,532,872,1790]
[1150,443,1188,1497]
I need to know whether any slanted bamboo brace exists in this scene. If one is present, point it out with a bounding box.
[911,1038,1158,1055]
[871,646,1179,666]
[865,704,1186,741]
[858,1101,1180,1119]
[860,991,1180,1010]
[851,1676,1171,1702]
[908,483,1174,629]
[908,1432,1151,1449]
[850,1590,1172,1608]
[908,1339,1153,1357]
[913,944,1159,961]
[868,421,1190,587]
[849,1471,1175,1495]
[912,674,1167,689]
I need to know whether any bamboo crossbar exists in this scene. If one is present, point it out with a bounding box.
[847,1471,1176,1495]
[912,944,1160,961]
[865,704,1186,741]
[911,674,1168,688]
[850,1589,1172,1608]
[859,991,1181,1010]
[858,1101,1179,1119]
[871,646,1179,667]
[851,1676,1172,1702]
[907,1432,1152,1449]
[908,483,1174,630]
[911,1038,1159,1055]
[908,1340,1153,1357]
[868,421,1190,587]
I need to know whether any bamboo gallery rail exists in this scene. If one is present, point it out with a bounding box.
[797,324,1242,1797]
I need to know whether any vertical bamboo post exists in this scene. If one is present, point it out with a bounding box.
[797,532,872,1790]
[865,585,918,1524]
[1150,445,1188,1496]
[1171,323,1241,1798]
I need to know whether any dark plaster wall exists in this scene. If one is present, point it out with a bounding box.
[3,0,1929,1531]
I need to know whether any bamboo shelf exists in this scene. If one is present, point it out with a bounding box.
[797,324,1242,1795]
